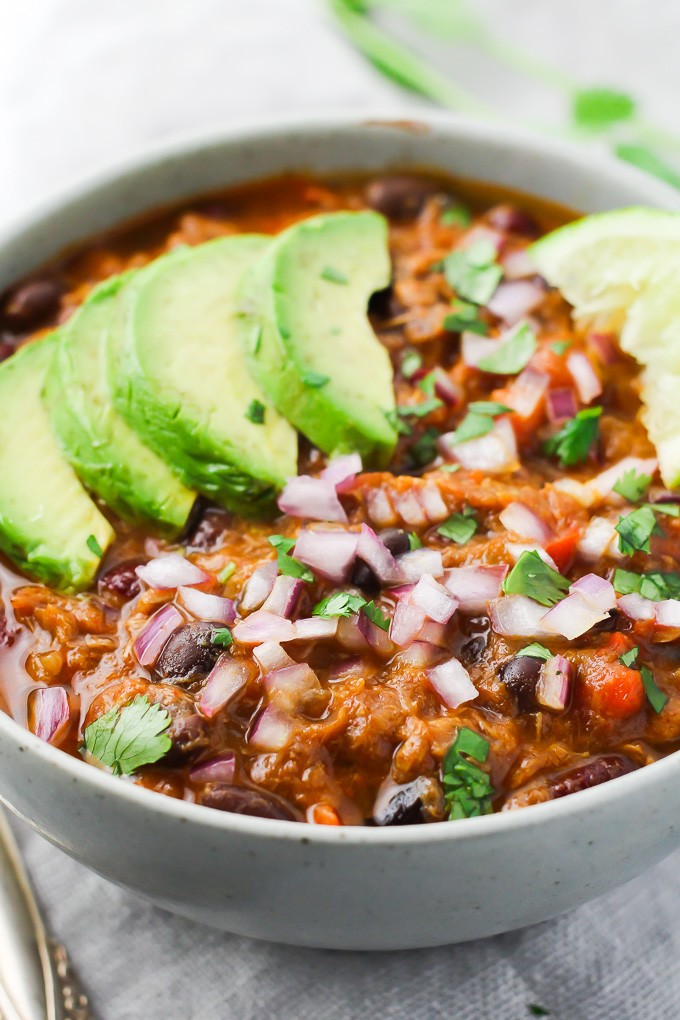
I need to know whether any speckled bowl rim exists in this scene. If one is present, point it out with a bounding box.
[2,109,680,845]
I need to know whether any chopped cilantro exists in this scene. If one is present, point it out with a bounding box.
[516,643,552,661]
[441,727,494,820]
[397,395,443,419]
[384,407,412,436]
[477,323,537,375]
[543,406,602,467]
[313,592,366,618]
[302,371,330,388]
[212,627,233,648]
[503,550,570,606]
[82,695,172,775]
[646,502,680,518]
[267,535,314,582]
[613,469,653,503]
[439,463,461,473]
[218,562,236,584]
[641,666,668,713]
[363,600,390,631]
[613,567,680,602]
[401,349,422,379]
[467,401,512,416]
[619,646,639,668]
[408,532,422,550]
[86,534,103,558]
[437,507,478,544]
[443,239,503,305]
[615,506,660,556]
[245,399,266,424]
[448,401,510,446]
[550,340,571,355]
[573,88,636,130]
[407,427,439,468]
[320,265,349,285]
[441,203,472,227]
[443,300,488,336]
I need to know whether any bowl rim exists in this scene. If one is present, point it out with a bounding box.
[2,108,680,846]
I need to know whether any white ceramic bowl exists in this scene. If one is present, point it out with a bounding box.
[1,114,680,951]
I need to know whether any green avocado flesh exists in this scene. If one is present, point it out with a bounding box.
[0,337,113,591]
[44,275,196,535]
[237,211,397,467]
[111,235,298,515]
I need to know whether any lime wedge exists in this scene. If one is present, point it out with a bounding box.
[639,365,680,486]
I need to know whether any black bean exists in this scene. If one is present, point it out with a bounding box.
[350,528,411,594]
[372,776,443,826]
[2,279,63,330]
[97,559,144,602]
[380,528,412,557]
[550,755,636,800]
[165,710,212,765]
[368,286,403,320]
[182,499,231,551]
[154,622,224,683]
[199,783,298,820]
[500,655,543,712]
[365,176,436,220]
[487,204,540,237]
[592,609,630,634]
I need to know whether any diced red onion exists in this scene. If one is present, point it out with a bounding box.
[569,574,616,614]
[390,598,427,647]
[431,367,461,405]
[232,610,296,646]
[417,619,449,647]
[262,575,304,618]
[289,617,339,642]
[617,593,656,621]
[136,553,210,590]
[356,524,404,585]
[541,591,608,640]
[389,583,416,600]
[177,586,236,624]
[443,565,507,612]
[294,528,359,585]
[397,547,444,581]
[547,387,578,423]
[357,611,394,657]
[460,225,504,252]
[321,453,362,489]
[409,575,458,624]
[326,657,363,680]
[417,484,449,523]
[567,352,602,405]
[249,707,294,751]
[398,642,444,667]
[189,753,236,784]
[654,599,680,628]
[278,475,347,523]
[365,488,398,527]
[552,477,597,508]
[133,603,184,667]
[499,502,553,543]
[501,248,536,280]
[427,657,478,709]
[588,331,619,365]
[199,656,248,718]
[502,367,549,420]
[263,663,321,708]
[536,655,571,712]
[336,614,370,652]
[240,560,278,612]
[440,416,518,474]
[587,457,657,503]
[392,489,428,527]
[31,687,70,744]
[577,517,623,562]
[461,332,499,368]
[487,281,544,325]
[489,595,553,637]
[253,641,295,673]
[506,543,558,570]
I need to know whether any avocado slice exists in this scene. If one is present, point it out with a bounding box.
[0,336,113,591]
[44,274,196,535]
[237,211,397,467]
[111,236,298,515]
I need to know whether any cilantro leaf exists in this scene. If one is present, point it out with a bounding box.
[573,88,636,130]
[86,534,103,558]
[212,627,233,648]
[646,502,680,518]
[502,550,570,606]
[408,532,422,550]
[437,507,478,544]
[441,203,471,228]
[320,265,349,285]
[619,646,639,668]
[641,666,668,713]
[477,323,537,375]
[268,535,314,582]
[407,427,439,468]
[363,600,390,631]
[313,591,366,618]
[443,300,488,336]
[218,562,236,583]
[516,642,552,661]
[441,727,494,820]
[613,567,680,601]
[467,401,512,416]
[550,340,571,355]
[613,469,653,503]
[401,350,422,379]
[615,506,660,556]
[83,695,172,775]
[245,399,266,424]
[384,407,412,436]
[543,406,602,467]
[397,395,443,419]
[443,239,503,305]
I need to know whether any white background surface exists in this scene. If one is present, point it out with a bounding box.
[3,1,680,1016]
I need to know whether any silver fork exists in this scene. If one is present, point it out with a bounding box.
[0,810,91,1020]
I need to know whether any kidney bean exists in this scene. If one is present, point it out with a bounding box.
[154,622,223,683]
[487,204,540,237]
[182,499,231,551]
[592,609,630,634]
[550,754,636,799]
[372,776,444,826]
[2,279,63,330]
[199,783,298,820]
[351,528,411,594]
[365,176,437,220]
[164,708,212,765]
[500,655,543,712]
[97,559,144,602]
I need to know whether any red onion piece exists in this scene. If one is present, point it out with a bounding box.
[31,687,70,744]
[617,593,656,621]
[502,248,536,280]
[588,331,619,365]
[356,524,404,585]
[489,595,553,637]
[389,583,416,600]
[392,489,428,527]
[133,603,185,667]
[289,617,339,642]
[357,610,394,657]
[577,517,623,562]
[443,565,507,612]
[502,367,549,420]
[262,575,304,618]
[294,528,359,584]
[431,367,461,406]
[326,656,363,680]
[177,586,236,624]
[249,707,294,751]
[232,610,296,646]
[499,502,553,543]
[240,560,278,612]
[136,553,210,590]
[654,599,680,628]
[278,475,347,523]
[417,484,449,523]
[397,547,444,581]
[547,387,578,423]
[390,598,427,647]
[567,352,602,404]
[398,642,444,667]
[417,619,449,647]
[365,488,398,528]
[428,657,478,709]
[487,281,543,325]
[461,332,499,368]
[569,574,616,614]
[336,614,370,652]
[536,655,571,711]
[189,753,236,784]
[440,416,518,474]
[199,656,248,718]
[321,453,362,488]
[253,641,295,673]
[409,575,458,624]
[542,591,608,640]
[587,456,657,502]
[461,225,504,251]
[264,663,321,710]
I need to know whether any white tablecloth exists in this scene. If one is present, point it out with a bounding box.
[3,2,680,1015]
